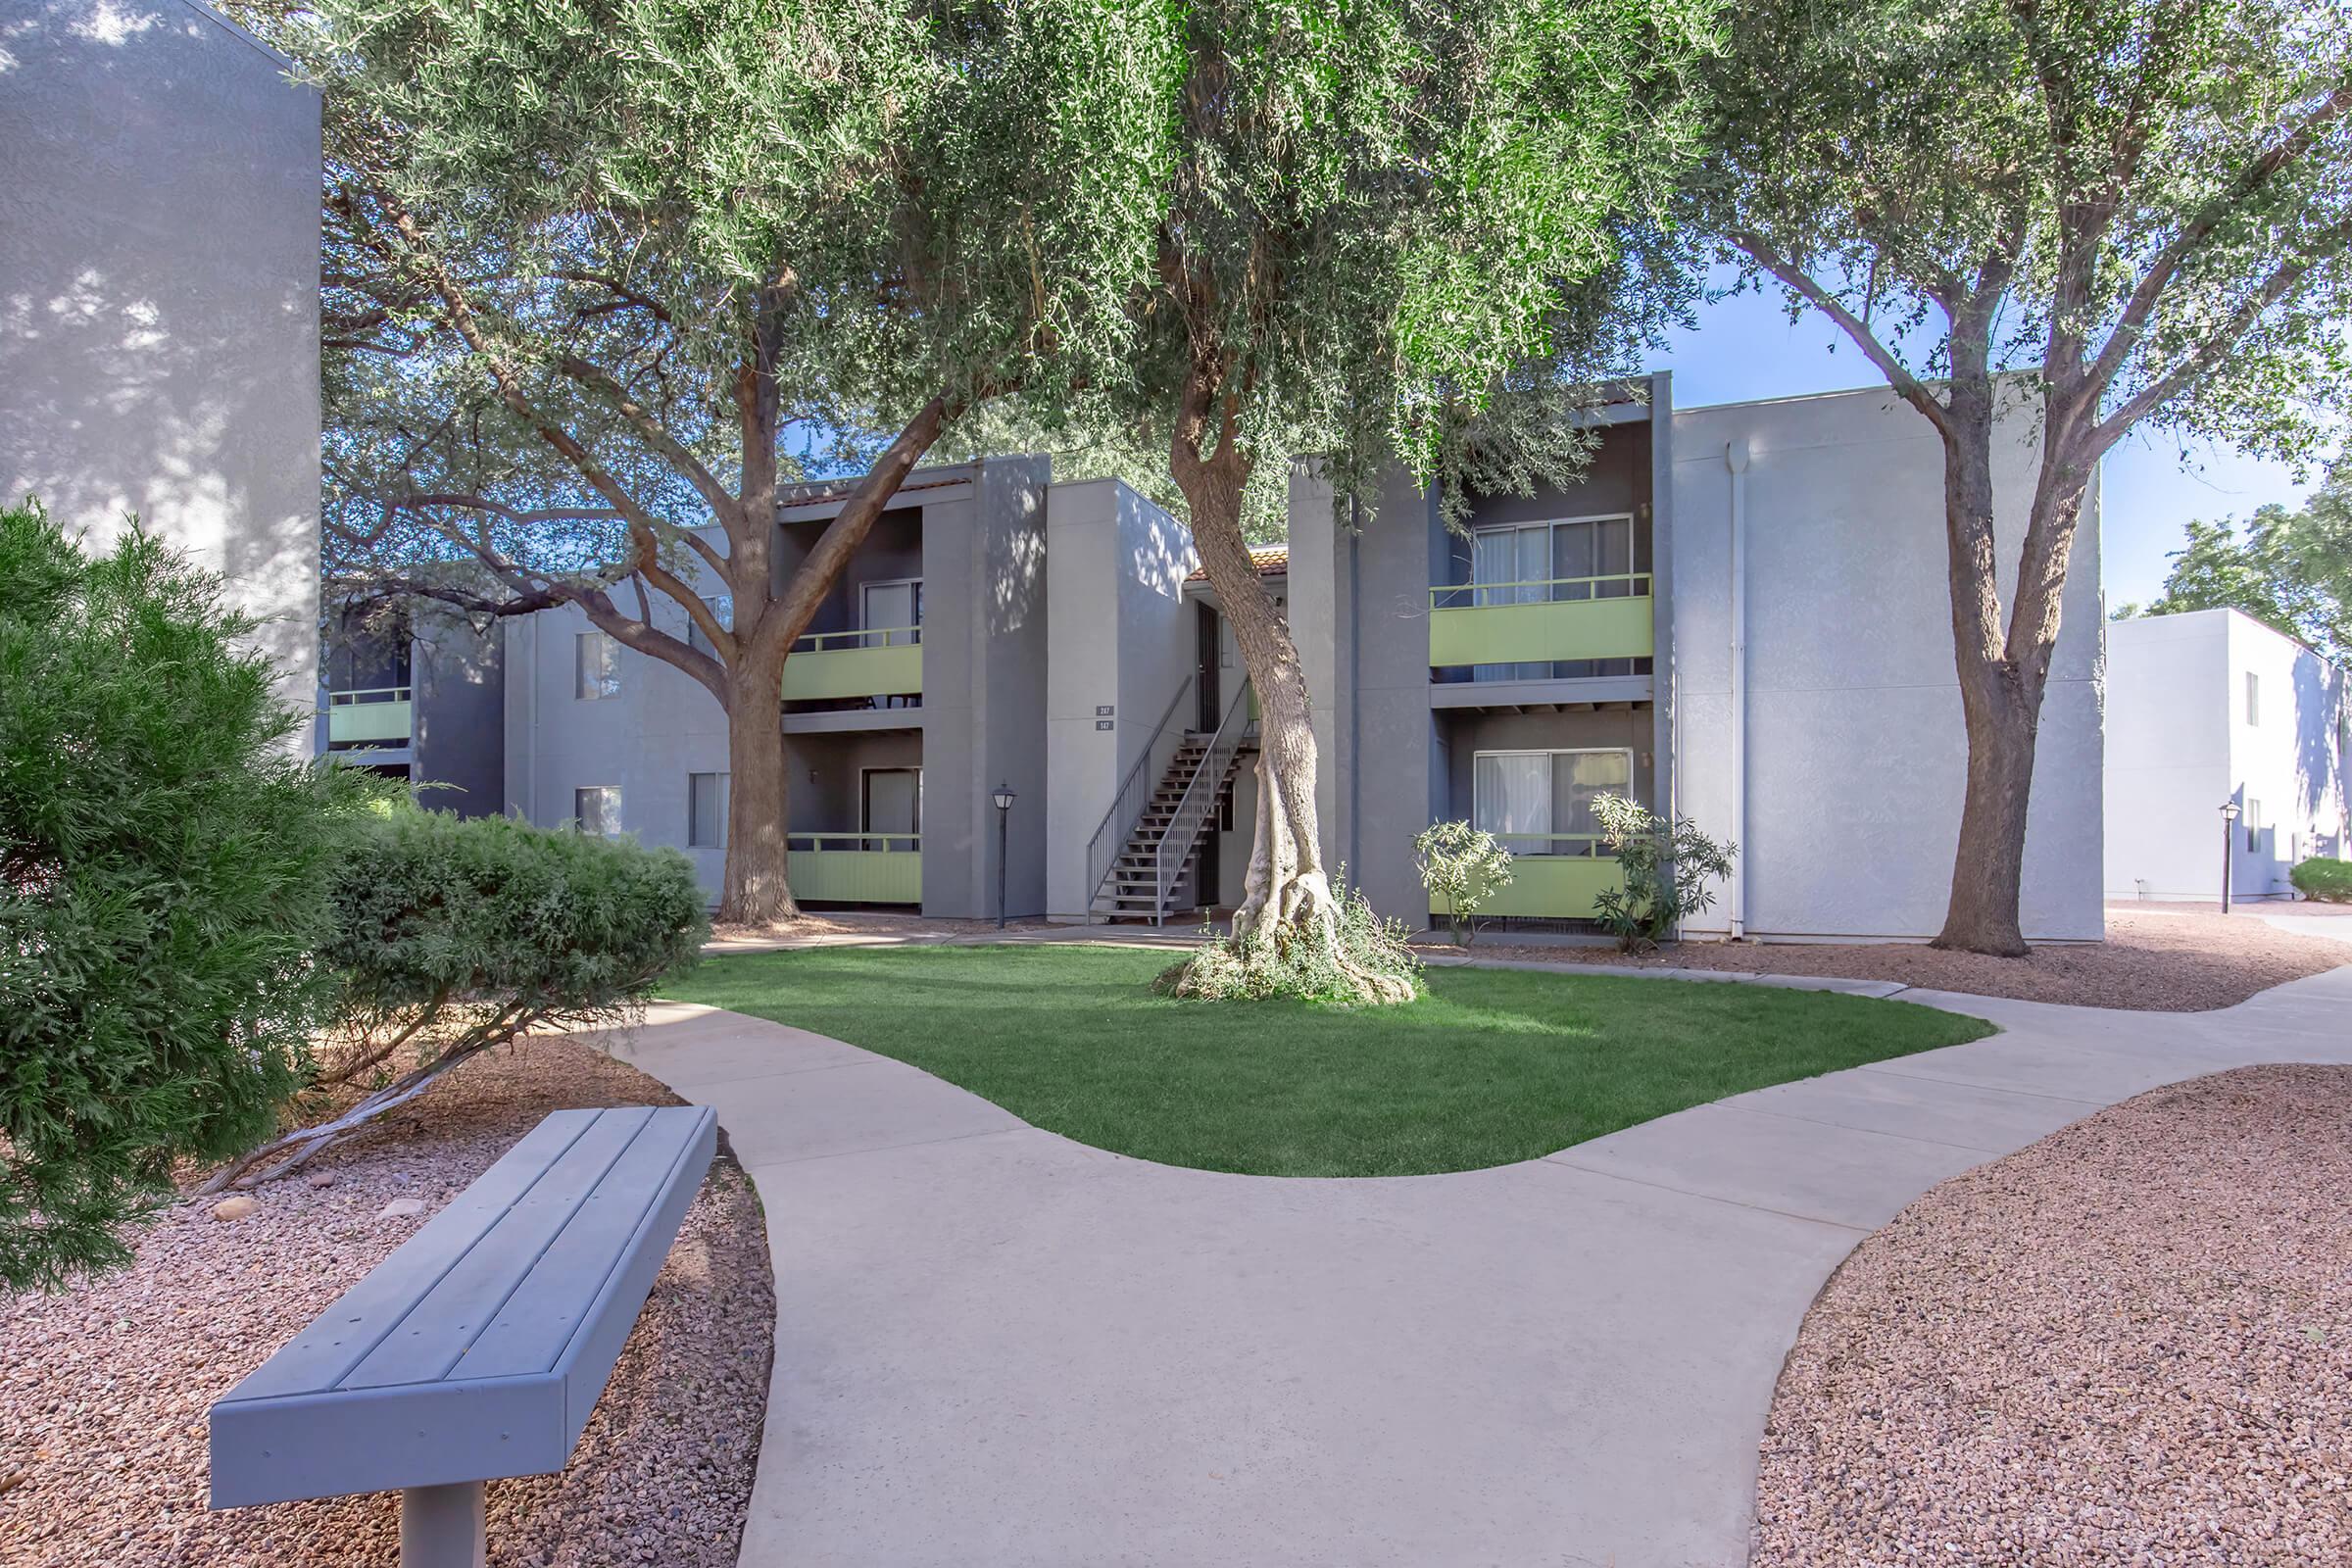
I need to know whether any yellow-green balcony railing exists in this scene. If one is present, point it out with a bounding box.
[1428,574,1653,669]
[326,686,414,747]
[1429,834,1623,920]
[788,832,922,904]
[782,626,923,703]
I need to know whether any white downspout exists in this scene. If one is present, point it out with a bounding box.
[1726,439,1749,941]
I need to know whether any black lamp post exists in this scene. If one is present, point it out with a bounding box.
[2219,800,2240,914]
[992,783,1016,929]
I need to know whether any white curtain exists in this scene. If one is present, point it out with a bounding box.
[1553,751,1633,852]
[1475,753,1552,855]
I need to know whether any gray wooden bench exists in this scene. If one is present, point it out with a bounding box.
[209,1104,717,1567]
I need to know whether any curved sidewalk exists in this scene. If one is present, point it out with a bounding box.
[614,962,2352,1568]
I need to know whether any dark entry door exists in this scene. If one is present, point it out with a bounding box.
[1197,603,1221,732]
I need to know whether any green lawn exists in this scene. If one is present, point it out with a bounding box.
[669,944,1994,1176]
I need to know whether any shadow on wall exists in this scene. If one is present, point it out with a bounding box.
[2290,656,2346,836]
[0,0,321,701]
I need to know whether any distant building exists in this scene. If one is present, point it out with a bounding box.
[321,605,507,815]
[1,0,322,725]
[1294,378,2107,944]
[2105,608,2349,902]
[427,376,2106,939]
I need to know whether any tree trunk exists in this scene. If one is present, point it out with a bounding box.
[1931,411,2041,956]
[718,661,798,926]
[1173,445,1414,1004]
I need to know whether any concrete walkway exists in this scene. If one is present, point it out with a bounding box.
[612,961,2352,1568]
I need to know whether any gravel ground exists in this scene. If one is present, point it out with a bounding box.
[0,1035,774,1568]
[1438,906,2350,1010]
[1754,1064,2352,1566]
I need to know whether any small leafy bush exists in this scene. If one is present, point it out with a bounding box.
[1,501,356,1291]
[1590,794,1739,953]
[1158,875,1423,1005]
[203,806,710,1191]
[2291,856,2352,903]
[1414,820,1514,946]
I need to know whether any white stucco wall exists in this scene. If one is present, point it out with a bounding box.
[2102,611,2233,899]
[1043,478,1196,918]
[1671,384,2106,942]
[1,0,322,722]
[2107,609,2350,900]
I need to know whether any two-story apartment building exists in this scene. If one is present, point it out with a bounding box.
[1293,377,2106,943]
[334,377,2109,941]
[2105,608,2349,902]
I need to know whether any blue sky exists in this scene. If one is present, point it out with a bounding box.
[1656,286,2321,608]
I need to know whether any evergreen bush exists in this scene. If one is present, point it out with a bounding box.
[1,501,351,1291]
[2291,856,2352,903]
[202,806,710,1191]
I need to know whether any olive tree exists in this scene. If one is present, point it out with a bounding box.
[1126,0,1719,1001]
[1689,0,2352,954]
[266,0,1170,924]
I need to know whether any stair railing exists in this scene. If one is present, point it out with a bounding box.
[1084,672,1196,922]
[1150,680,1253,925]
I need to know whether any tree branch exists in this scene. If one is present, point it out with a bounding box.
[2080,84,2351,401]
[2089,209,2352,457]
[1728,232,1956,439]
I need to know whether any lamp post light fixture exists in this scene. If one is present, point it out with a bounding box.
[992,783,1016,929]
[2219,800,2241,915]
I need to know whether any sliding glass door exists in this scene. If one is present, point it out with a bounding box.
[1471,749,1633,857]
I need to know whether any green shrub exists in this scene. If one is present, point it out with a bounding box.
[203,805,711,1191]
[1157,876,1423,1005]
[2291,856,2352,903]
[1590,794,1739,953]
[1,501,354,1291]
[1413,820,1514,947]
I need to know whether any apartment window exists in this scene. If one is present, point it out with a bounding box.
[688,771,729,849]
[860,579,923,647]
[689,595,734,659]
[1471,748,1633,857]
[2245,798,2262,854]
[575,631,621,700]
[575,785,622,838]
[2246,670,2260,725]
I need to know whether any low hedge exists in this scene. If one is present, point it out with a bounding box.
[2291,857,2352,903]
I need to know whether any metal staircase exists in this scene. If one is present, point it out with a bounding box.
[1090,685,1255,924]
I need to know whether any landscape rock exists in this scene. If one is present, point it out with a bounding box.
[209,1197,258,1223]
[0,1036,772,1568]
[375,1198,426,1220]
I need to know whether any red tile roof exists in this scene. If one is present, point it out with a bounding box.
[1187,545,1289,583]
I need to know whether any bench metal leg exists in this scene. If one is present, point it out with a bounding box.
[400,1481,486,1568]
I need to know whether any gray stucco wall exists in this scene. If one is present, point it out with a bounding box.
[1043,478,1195,918]
[1,0,321,724]
[919,457,1052,919]
[412,612,505,816]
[2105,609,2349,900]
[1670,385,2106,942]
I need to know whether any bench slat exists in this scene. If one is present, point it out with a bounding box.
[453,1111,710,1381]
[342,1106,656,1390]
[210,1105,716,1508]
[225,1109,604,1403]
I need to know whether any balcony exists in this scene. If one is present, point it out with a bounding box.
[326,686,413,748]
[1428,837,1623,921]
[788,832,922,904]
[782,626,923,704]
[1428,574,1652,670]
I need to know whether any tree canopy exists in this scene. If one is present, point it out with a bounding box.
[1686,0,2352,953]
[2120,464,2352,661]
[1133,0,1720,1000]
[254,0,1178,920]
